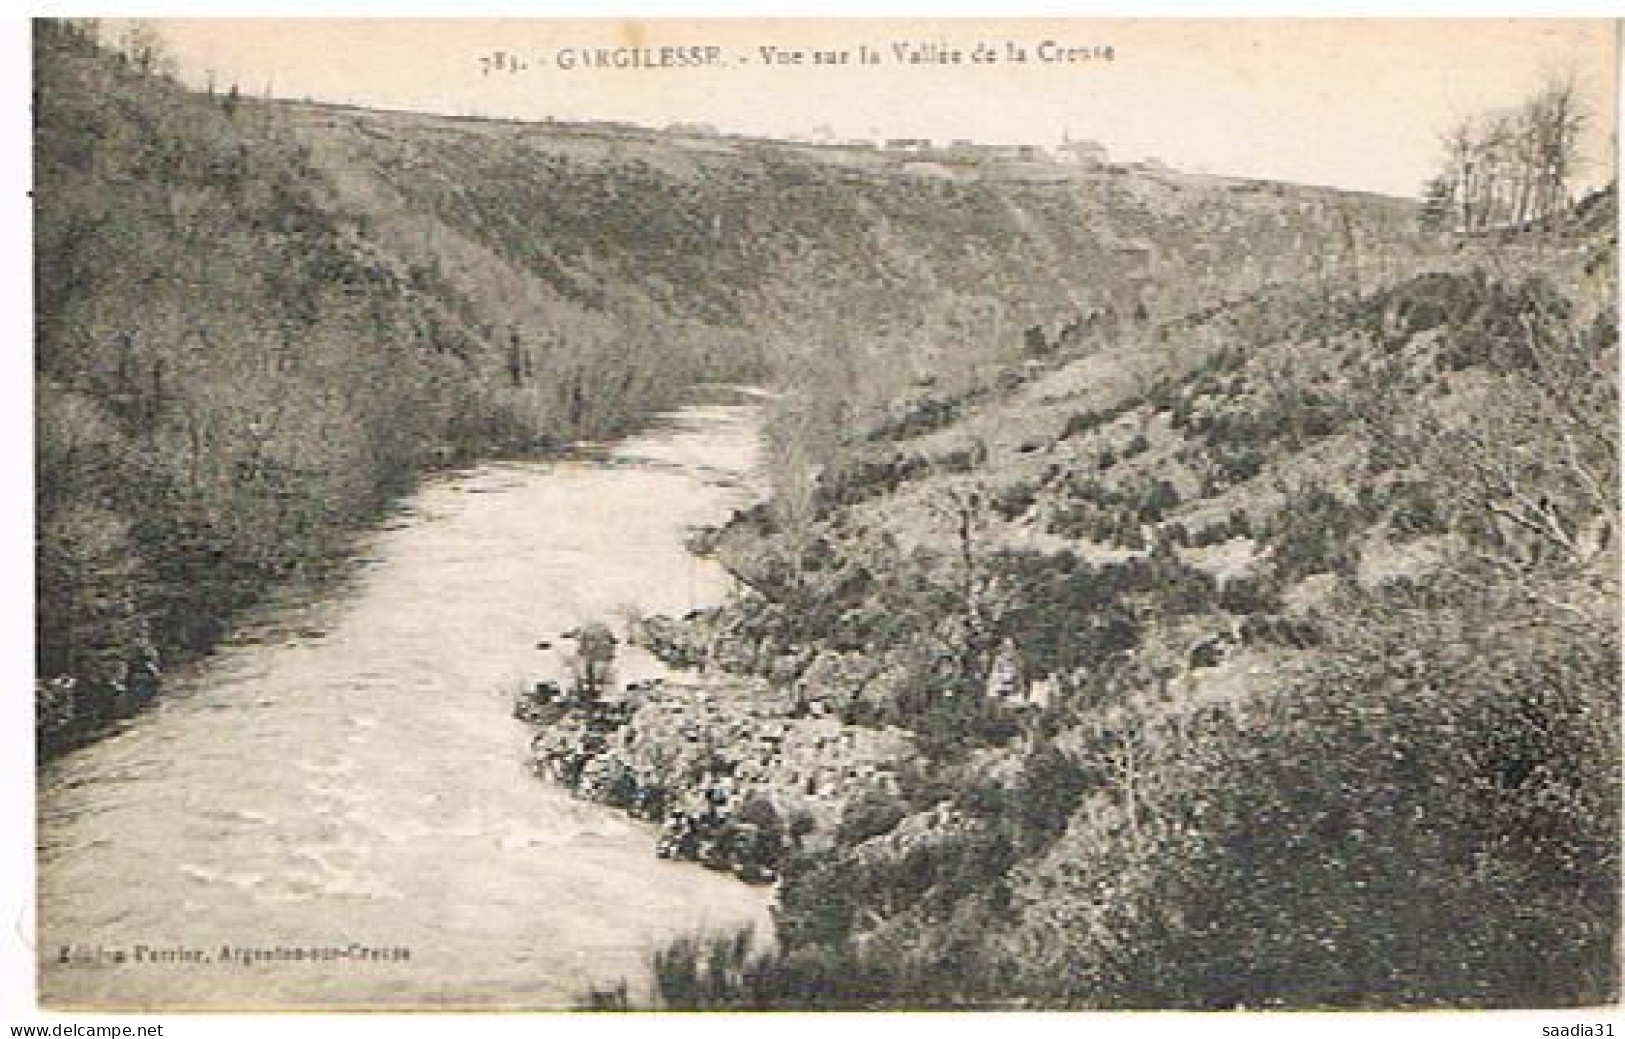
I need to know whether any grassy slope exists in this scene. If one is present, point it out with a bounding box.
[647,214,1619,1008]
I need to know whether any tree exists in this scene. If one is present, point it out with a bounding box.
[1419,175,1456,232]
[1524,71,1590,228]
[117,20,174,78]
[924,479,1006,695]
[1434,72,1591,232]
[567,622,618,701]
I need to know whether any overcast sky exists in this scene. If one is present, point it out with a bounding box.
[143,18,1619,198]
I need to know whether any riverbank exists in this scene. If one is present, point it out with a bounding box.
[34,392,770,766]
[518,666,913,885]
[38,403,773,1010]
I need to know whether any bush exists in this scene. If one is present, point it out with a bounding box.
[1016,590,1619,1009]
[1385,480,1450,539]
[651,928,775,1010]
[1218,574,1281,616]
[1264,484,1361,582]
[991,479,1039,520]
[869,395,962,442]
[837,785,909,844]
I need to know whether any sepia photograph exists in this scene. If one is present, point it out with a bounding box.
[14,11,1622,1018]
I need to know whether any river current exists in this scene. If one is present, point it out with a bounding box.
[37,403,773,1009]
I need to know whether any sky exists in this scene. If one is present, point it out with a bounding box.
[144,17,1619,198]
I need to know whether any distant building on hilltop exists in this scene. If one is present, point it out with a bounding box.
[945,140,1049,162]
[1058,133,1109,166]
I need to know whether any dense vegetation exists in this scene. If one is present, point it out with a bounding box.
[640,202,1618,1007]
[34,21,760,757]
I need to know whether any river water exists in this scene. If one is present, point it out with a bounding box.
[36,403,773,1010]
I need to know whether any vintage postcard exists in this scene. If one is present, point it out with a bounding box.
[22,15,1621,1017]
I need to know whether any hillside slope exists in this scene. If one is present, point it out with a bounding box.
[279,100,1424,471]
[283,102,1418,333]
[35,17,1425,760]
[542,215,1620,1008]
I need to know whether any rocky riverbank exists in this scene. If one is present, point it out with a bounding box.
[516,660,913,885]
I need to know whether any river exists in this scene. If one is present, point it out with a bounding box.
[36,402,774,1010]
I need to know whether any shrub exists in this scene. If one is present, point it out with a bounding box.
[1385,480,1450,539]
[1218,574,1282,616]
[991,479,1039,520]
[1176,599,1615,1007]
[1012,587,1618,1009]
[651,928,773,1010]
[1264,484,1361,582]
[837,785,909,844]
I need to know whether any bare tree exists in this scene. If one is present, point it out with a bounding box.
[1525,70,1590,227]
[117,20,174,78]
[923,474,1012,692]
[1434,71,1591,232]
[1439,115,1481,231]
